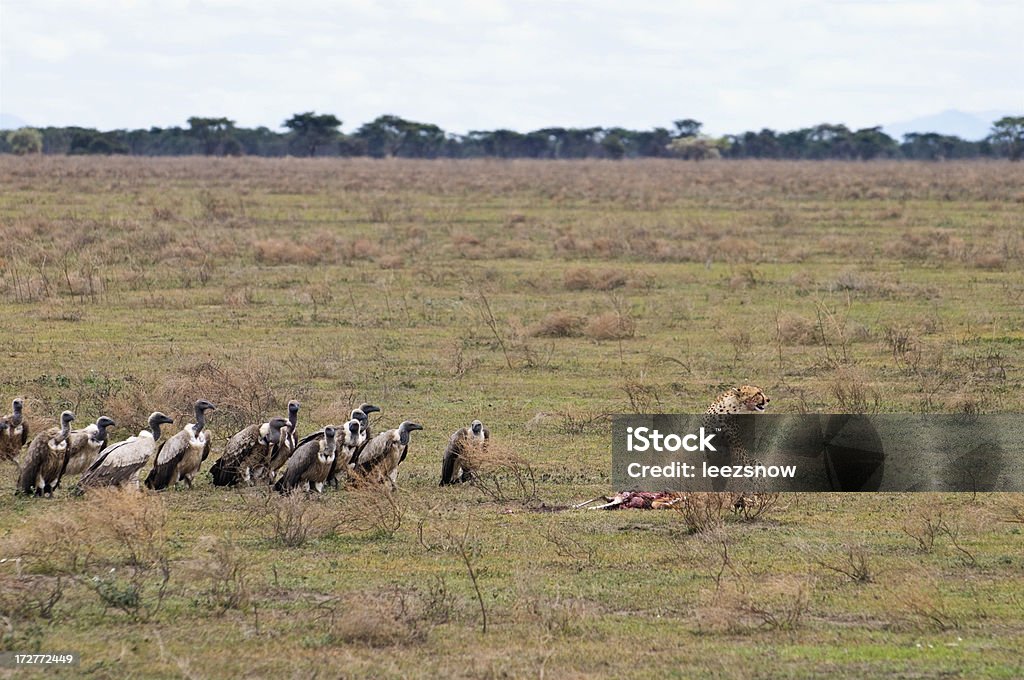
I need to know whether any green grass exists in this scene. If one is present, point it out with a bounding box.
[0,157,1023,678]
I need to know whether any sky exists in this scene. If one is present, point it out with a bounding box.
[1,0,1021,137]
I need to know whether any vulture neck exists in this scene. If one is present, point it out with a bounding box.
[288,409,298,432]
[95,423,110,443]
[149,421,165,440]
[193,406,207,435]
[56,419,72,444]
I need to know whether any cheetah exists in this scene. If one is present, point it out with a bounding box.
[578,385,770,510]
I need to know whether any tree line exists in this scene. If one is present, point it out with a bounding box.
[4,113,1022,161]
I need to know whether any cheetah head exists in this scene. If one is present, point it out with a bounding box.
[732,385,770,412]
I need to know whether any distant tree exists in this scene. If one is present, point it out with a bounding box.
[899,132,978,160]
[989,116,1024,161]
[600,131,626,159]
[187,117,236,156]
[354,115,446,158]
[667,135,722,160]
[283,112,342,157]
[7,128,43,155]
[673,119,703,138]
[850,126,897,160]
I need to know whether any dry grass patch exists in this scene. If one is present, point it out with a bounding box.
[529,311,584,338]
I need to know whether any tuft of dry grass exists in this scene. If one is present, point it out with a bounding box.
[529,311,585,338]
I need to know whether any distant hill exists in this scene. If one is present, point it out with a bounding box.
[883,109,1017,142]
[0,113,31,130]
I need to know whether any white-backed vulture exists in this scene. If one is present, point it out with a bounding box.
[77,412,175,491]
[353,421,423,489]
[61,415,117,477]
[209,417,288,486]
[440,419,489,486]
[274,425,337,494]
[16,410,75,497]
[267,400,300,475]
[0,398,29,461]
[145,400,216,490]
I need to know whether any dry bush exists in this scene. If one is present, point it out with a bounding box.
[829,368,880,414]
[515,588,595,638]
[563,266,629,291]
[883,326,924,373]
[74,490,173,623]
[540,525,596,572]
[243,489,341,548]
[467,439,539,505]
[188,536,251,614]
[320,584,450,647]
[889,568,958,631]
[700,574,816,633]
[812,543,874,584]
[338,481,406,537]
[155,359,280,435]
[253,238,323,265]
[585,311,635,341]
[690,530,816,633]
[674,493,729,534]
[529,311,584,338]
[622,374,661,413]
[777,312,819,345]
[732,492,781,522]
[556,408,611,436]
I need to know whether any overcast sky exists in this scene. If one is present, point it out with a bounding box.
[1,0,1021,136]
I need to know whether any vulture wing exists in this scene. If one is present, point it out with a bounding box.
[145,429,190,490]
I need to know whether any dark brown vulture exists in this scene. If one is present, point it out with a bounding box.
[440,419,489,486]
[352,421,423,489]
[17,410,74,497]
[209,417,289,486]
[274,425,337,494]
[0,398,29,461]
[145,400,216,490]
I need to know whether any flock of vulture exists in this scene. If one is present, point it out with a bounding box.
[0,398,491,497]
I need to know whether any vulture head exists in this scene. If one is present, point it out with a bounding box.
[358,403,381,415]
[471,420,484,435]
[397,421,423,445]
[266,417,289,444]
[148,412,175,439]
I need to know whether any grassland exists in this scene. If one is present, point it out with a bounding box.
[0,157,1022,679]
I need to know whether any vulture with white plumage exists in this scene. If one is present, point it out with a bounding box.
[209,416,289,486]
[61,415,117,477]
[274,425,337,494]
[352,420,423,489]
[145,400,216,490]
[77,412,175,491]
[17,410,75,497]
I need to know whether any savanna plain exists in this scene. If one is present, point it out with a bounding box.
[0,157,1023,678]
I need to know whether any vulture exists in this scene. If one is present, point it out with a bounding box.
[16,410,75,497]
[274,425,337,494]
[209,417,289,486]
[267,400,300,475]
[77,412,175,491]
[61,415,117,477]
[302,403,378,489]
[145,400,216,490]
[440,419,489,486]
[0,398,29,461]
[355,403,380,439]
[353,421,423,489]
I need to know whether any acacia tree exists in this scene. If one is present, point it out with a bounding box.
[990,116,1024,161]
[283,112,342,156]
[187,117,236,156]
[6,128,43,155]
